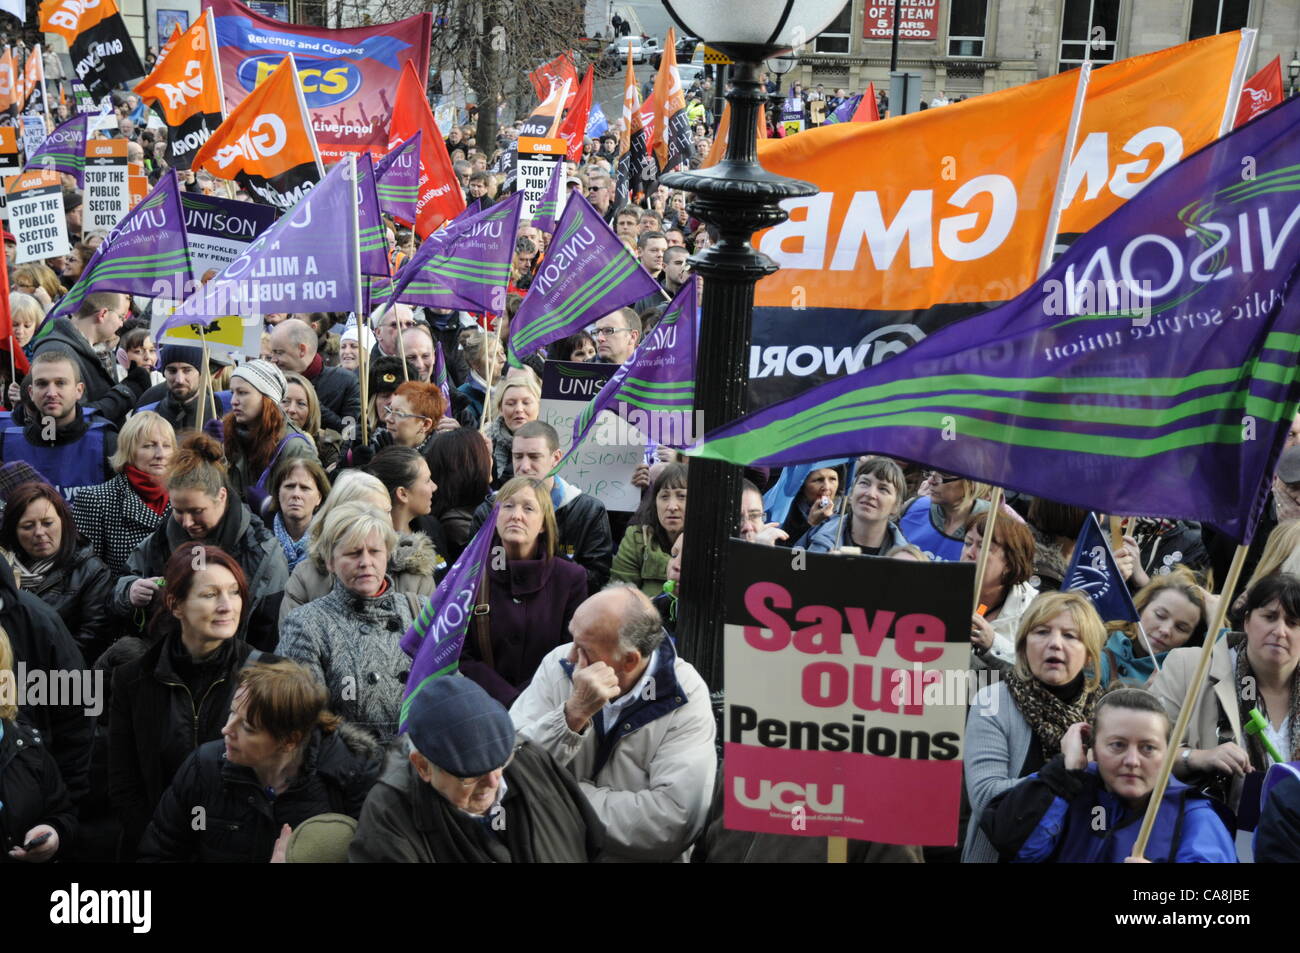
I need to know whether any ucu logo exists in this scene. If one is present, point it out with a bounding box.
[732,777,845,814]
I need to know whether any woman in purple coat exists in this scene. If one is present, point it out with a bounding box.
[460,476,589,706]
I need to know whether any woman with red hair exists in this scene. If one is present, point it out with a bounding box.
[222,360,318,513]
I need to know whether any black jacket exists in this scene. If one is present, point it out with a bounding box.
[21,543,116,663]
[306,364,361,433]
[471,482,614,594]
[137,723,381,862]
[109,634,258,860]
[0,719,77,862]
[0,559,92,805]
[137,381,201,433]
[31,317,149,426]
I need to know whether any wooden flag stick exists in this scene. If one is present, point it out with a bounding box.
[1131,542,1248,860]
[971,486,1005,616]
[479,320,504,433]
[195,328,212,431]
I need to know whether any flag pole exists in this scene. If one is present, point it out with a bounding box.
[1217,29,1258,137]
[1106,513,1162,672]
[480,318,503,433]
[349,152,369,445]
[196,326,211,430]
[1131,542,1248,860]
[970,485,1004,616]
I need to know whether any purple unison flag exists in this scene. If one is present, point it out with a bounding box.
[508,193,661,365]
[24,113,89,187]
[159,159,358,333]
[354,152,388,278]
[374,131,420,226]
[387,192,523,313]
[690,96,1300,544]
[433,340,453,418]
[530,159,564,234]
[1063,514,1140,624]
[458,198,482,220]
[824,93,862,125]
[555,278,697,473]
[398,504,499,733]
[44,172,193,323]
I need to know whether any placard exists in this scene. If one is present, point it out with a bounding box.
[180,191,278,282]
[864,0,939,40]
[83,138,130,232]
[20,114,47,161]
[0,127,19,222]
[7,169,71,263]
[516,135,566,221]
[723,541,973,846]
[539,360,644,513]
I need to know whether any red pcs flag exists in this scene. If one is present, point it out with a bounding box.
[1234,56,1283,128]
[558,65,594,162]
[389,61,466,237]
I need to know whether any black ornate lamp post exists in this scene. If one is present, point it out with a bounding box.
[1290,53,1300,98]
[659,1,844,689]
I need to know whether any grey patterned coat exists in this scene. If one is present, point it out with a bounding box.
[278,577,422,743]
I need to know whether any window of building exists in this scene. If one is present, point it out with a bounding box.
[814,2,852,54]
[1188,0,1250,39]
[1059,0,1120,72]
[948,0,988,57]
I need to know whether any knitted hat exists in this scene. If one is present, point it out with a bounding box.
[231,359,286,404]
[406,678,516,777]
[159,344,204,370]
[284,813,357,864]
[340,323,376,352]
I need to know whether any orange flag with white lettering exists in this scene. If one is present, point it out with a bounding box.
[746,30,1251,407]
[193,53,322,210]
[645,27,691,172]
[135,10,225,169]
[160,23,184,60]
[388,59,465,237]
[700,99,766,169]
[0,49,15,117]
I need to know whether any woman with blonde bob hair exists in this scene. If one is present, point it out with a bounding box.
[962,591,1107,863]
[278,502,422,741]
[487,371,542,485]
[73,410,176,575]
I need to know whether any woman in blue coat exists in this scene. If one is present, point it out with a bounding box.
[980,688,1236,862]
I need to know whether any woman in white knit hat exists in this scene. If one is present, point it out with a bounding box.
[338,323,376,373]
[224,359,319,514]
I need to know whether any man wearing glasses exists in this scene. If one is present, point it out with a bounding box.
[586,171,614,220]
[591,308,641,366]
[349,677,604,862]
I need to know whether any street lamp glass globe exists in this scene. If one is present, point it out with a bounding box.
[660,0,847,55]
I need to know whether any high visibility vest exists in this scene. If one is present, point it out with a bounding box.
[0,421,110,503]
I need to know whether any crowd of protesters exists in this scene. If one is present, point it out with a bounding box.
[1,43,1298,866]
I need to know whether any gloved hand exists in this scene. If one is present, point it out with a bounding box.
[203,416,224,442]
[124,362,152,394]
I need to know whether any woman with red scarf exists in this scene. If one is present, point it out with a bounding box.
[72,411,176,577]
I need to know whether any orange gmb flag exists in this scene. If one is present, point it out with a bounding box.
[646,27,691,172]
[519,73,570,140]
[161,22,184,60]
[700,99,767,169]
[557,65,593,163]
[1235,55,1282,127]
[0,49,15,115]
[193,53,322,210]
[752,30,1249,317]
[40,0,144,99]
[135,10,225,169]
[388,59,464,237]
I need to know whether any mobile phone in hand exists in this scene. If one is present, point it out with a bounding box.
[23,831,52,850]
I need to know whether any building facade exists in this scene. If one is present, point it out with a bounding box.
[787,0,1300,104]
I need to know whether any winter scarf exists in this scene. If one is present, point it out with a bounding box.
[1006,669,1102,759]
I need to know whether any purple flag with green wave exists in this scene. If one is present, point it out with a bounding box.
[553,278,697,473]
[374,131,420,226]
[398,504,499,733]
[508,192,660,366]
[387,192,523,313]
[823,93,861,125]
[43,172,192,324]
[530,160,564,234]
[434,340,453,418]
[689,96,1300,544]
[24,114,88,187]
[355,151,388,277]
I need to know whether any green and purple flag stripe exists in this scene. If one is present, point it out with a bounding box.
[433,340,453,418]
[556,278,697,472]
[530,160,564,234]
[388,192,522,312]
[374,130,421,225]
[690,96,1300,544]
[24,113,89,186]
[508,193,660,365]
[398,503,499,733]
[355,151,389,278]
[44,172,193,323]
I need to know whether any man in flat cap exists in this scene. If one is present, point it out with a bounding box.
[348,678,604,863]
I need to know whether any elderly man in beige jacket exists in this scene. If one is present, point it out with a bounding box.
[510,586,716,861]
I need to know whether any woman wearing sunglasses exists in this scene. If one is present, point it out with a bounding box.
[898,470,990,562]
